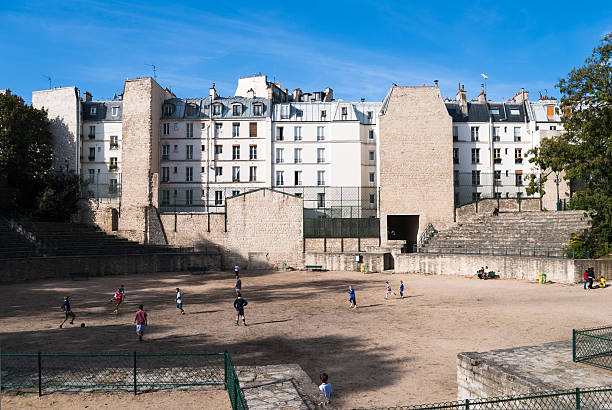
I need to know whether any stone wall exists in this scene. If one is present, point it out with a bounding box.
[393,253,612,284]
[304,237,379,252]
[455,198,541,222]
[32,87,80,172]
[304,252,386,272]
[379,86,455,242]
[0,252,220,282]
[160,189,304,269]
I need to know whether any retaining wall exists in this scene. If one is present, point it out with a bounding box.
[0,252,220,282]
[304,252,386,272]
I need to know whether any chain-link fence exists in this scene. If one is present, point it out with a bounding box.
[1,352,248,409]
[304,217,379,238]
[356,386,612,409]
[574,326,612,370]
[454,171,539,207]
[413,245,574,259]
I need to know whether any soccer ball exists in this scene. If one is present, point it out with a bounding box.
[80,323,86,328]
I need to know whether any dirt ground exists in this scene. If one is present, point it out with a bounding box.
[1,270,610,409]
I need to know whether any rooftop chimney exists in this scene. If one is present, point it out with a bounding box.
[293,88,302,102]
[455,83,468,116]
[84,91,92,102]
[512,88,530,103]
[209,83,217,100]
[324,87,334,102]
[246,88,255,98]
[434,80,439,87]
[477,84,486,103]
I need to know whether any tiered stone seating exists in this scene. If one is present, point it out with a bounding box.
[0,220,35,259]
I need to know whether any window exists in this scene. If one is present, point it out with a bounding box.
[510,109,521,116]
[515,172,523,186]
[453,126,458,141]
[109,179,117,193]
[489,108,499,115]
[471,148,480,164]
[294,148,302,163]
[88,126,95,138]
[185,189,193,205]
[162,145,170,159]
[317,170,325,186]
[110,135,118,149]
[317,126,325,141]
[341,106,348,120]
[249,166,257,182]
[317,148,325,163]
[174,123,178,130]
[550,125,557,131]
[369,172,375,183]
[213,104,222,115]
[276,148,284,163]
[215,167,222,176]
[253,104,262,116]
[173,166,178,174]
[174,144,178,152]
[90,106,96,115]
[294,126,302,141]
[515,148,522,163]
[89,147,95,160]
[295,109,303,118]
[472,192,481,201]
[494,192,502,199]
[514,127,521,142]
[201,166,205,172]
[453,148,459,164]
[249,122,257,137]
[232,145,240,160]
[369,194,375,204]
[249,145,257,160]
[367,111,373,121]
[215,190,222,205]
[294,170,302,186]
[215,145,222,155]
[163,123,170,135]
[280,105,290,119]
[186,145,193,160]
[232,166,240,182]
[232,104,242,116]
[87,168,95,183]
[276,127,284,141]
[185,167,193,182]
[471,170,481,186]
[201,144,205,151]
[471,127,479,141]
[369,151,375,161]
[454,170,459,185]
[232,123,240,137]
[276,170,284,186]
[186,123,193,138]
[320,110,327,120]
[493,127,500,141]
[110,157,118,170]
[112,106,118,116]
[368,129,374,140]
[161,190,170,205]
[215,123,223,135]
[317,193,325,208]
[494,148,501,164]
[494,170,501,185]
[163,104,173,116]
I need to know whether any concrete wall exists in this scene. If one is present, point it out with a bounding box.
[0,252,220,283]
[304,237,379,252]
[32,87,80,172]
[379,86,455,243]
[160,188,304,269]
[393,253,612,284]
[304,252,386,272]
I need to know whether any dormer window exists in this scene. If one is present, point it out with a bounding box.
[111,106,119,116]
[185,103,198,116]
[341,106,348,120]
[295,109,303,118]
[90,106,96,115]
[232,104,242,116]
[320,110,327,120]
[280,104,290,119]
[253,103,263,116]
[510,109,520,116]
[212,104,222,116]
[162,103,174,116]
[489,108,499,115]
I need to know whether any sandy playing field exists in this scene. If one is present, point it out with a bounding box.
[1,270,611,409]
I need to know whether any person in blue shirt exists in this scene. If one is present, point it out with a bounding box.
[348,285,357,309]
[399,281,405,298]
[60,296,75,328]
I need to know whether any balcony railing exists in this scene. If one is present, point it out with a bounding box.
[515,158,523,164]
[162,154,169,160]
[88,155,95,161]
[110,142,119,149]
[494,158,502,164]
[88,134,95,139]
[109,164,118,170]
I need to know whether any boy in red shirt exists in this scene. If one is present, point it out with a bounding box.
[113,288,123,314]
[134,305,147,342]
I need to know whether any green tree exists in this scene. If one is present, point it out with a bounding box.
[0,93,54,210]
[528,33,612,257]
[36,171,81,221]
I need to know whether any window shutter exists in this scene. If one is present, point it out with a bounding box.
[250,122,257,137]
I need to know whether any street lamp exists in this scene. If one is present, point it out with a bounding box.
[554,173,561,210]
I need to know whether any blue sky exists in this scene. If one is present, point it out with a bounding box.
[1,1,611,103]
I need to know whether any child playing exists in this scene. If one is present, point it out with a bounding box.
[234,292,248,326]
[175,288,185,315]
[134,305,147,342]
[348,285,357,308]
[319,372,332,406]
[399,280,405,298]
[112,288,123,314]
[234,265,239,278]
[60,296,75,328]
[385,281,395,299]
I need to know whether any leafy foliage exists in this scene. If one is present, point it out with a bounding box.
[36,171,81,221]
[528,33,612,257]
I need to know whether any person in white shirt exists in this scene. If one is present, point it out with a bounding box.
[175,288,185,315]
[319,372,331,406]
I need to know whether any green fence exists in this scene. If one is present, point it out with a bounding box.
[0,351,248,409]
[303,217,379,238]
[573,325,612,371]
[356,386,612,409]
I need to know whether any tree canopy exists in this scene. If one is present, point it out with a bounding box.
[528,33,612,257]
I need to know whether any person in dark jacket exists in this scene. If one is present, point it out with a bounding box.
[234,293,248,326]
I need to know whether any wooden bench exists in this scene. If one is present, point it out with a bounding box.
[70,272,90,281]
[187,266,208,275]
[305,265,323,272]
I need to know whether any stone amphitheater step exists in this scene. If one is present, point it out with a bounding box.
[421,211,591,255]
[0,219,35,259]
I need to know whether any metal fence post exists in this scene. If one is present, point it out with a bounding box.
[573,329,577,362]
[224,350,229,391]
[576,387,581,409]
[465,398,470,410]
[38,351,42,397]
[133,351,137,395]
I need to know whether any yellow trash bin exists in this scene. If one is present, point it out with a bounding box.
[538,273,542,283]
[360,264,365,273]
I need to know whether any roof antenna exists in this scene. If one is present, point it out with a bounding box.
[41,75,52,89]
[145,64,157,79]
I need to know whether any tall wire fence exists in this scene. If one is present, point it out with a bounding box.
[0,351,247,409]
[81,172,121,202]
[574,325,612,371]
[454,171,539,207]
